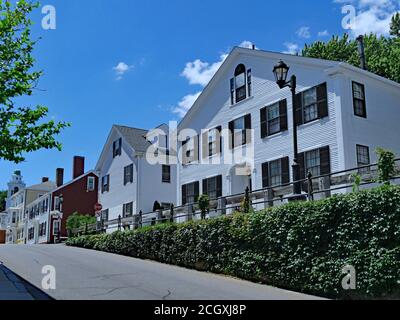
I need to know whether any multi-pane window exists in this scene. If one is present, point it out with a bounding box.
[162,165,171,183]
[262,157,290,188]
[124,164,134,185]
[235,64,247,103]
[54,197,61,211]
[208,128,218,157]
[53,220,60,236]
[233,117,245,147]
[202,176,222,200]
[113,138,122,158]
[101,209,109,222]
[182,182,199,205]
[353,82,367,117]
[267,103,281,135]
[303,87,319,123]
[101,175,110,193]
[123,202,133,217]
[231,64,252,105]
[87,176,95,191]
[269,160,282,187]
[357,145,370,173]
[182,136,198,165]
[295,83,328,126]
[305,149,321,177]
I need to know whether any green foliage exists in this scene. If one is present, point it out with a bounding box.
[350,173,362,193]
[0,0,69,163]
[67,185,400,299]
[390,12,400,38]
[198,194,210,220]
[376,148,397,185]
[0,190,7,211]
[302,33,400,83]
[66,212,96,236]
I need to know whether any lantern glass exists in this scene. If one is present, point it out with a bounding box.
[273,60,289,86]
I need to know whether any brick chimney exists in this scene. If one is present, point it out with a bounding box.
[42,177,49,183]
[73,156,85,179]
[56,168,64,187]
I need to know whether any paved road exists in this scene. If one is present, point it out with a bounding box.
[0,245,322,300]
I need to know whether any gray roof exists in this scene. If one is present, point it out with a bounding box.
[27,181,57,192]
[114,125,151,153]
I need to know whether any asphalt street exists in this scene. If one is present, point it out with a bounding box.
[0,244,323,300]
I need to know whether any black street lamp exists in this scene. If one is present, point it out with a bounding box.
[273,60,302,195]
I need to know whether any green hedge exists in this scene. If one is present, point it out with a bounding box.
[66,185,400,299]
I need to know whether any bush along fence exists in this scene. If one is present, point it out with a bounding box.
[67,184,400,299]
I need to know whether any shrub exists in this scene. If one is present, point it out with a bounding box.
[66,185,400,299]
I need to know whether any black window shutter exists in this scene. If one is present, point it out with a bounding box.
[245,114,252,144]
[194,182,200,202]
[281,157,290,184]
[216,126,222,154]
[202,179,208,196]
[182,185,187,205]
[202,131,208,159]
[216,175,223,198]
[260,107,267,139]
[123,167,127,186]
[228,121,234,149]
[294,93,303,126]
[317,83,328,119]
[247,69,252,97]
[196,135,200,161]
[319,146,331,175]
[230,78,235,105]
[279,99,288,132]
[262,162,269,188]
[298,152,306,180]
[112,141,116,158]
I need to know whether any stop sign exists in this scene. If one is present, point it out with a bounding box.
[94,203,103,212]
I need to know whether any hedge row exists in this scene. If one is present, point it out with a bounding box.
[66,185,400,299]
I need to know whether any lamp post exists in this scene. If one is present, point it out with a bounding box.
[273,60,301,195]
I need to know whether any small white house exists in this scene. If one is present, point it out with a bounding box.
[177,46,400,207]
[96,125,176,231]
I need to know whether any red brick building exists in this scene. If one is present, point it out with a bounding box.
[49,156,98,242]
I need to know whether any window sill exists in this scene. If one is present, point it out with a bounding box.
[262,131,286,140]
[230,96,254,108]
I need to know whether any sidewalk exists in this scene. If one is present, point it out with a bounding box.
[0,263,34,300]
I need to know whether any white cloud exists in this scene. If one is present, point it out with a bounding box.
[113,62,133,80]
[283,42,300,55]
[296,26,311,38]
[334,0,399,36]
[181,53,228,87]
[318,30,330,37]
[173,40,258,118]
[172,92,202,118]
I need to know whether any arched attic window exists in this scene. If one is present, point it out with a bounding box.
[230,64,252,105]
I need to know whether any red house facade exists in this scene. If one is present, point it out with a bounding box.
[49,156,98,242]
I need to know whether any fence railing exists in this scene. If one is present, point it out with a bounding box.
[73,159,400,236]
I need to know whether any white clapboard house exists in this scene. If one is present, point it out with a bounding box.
[176,46,400,207]
[96,124,176,231]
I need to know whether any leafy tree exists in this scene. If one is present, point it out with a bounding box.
[390,12,400,38]
[0,0,69,163]
[0,190,7,211]
[66,212,96,236]
[302,33,400,83]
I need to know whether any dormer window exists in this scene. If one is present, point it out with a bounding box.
[231,64,252,105]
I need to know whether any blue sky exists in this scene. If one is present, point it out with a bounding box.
[1,0,399,188]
